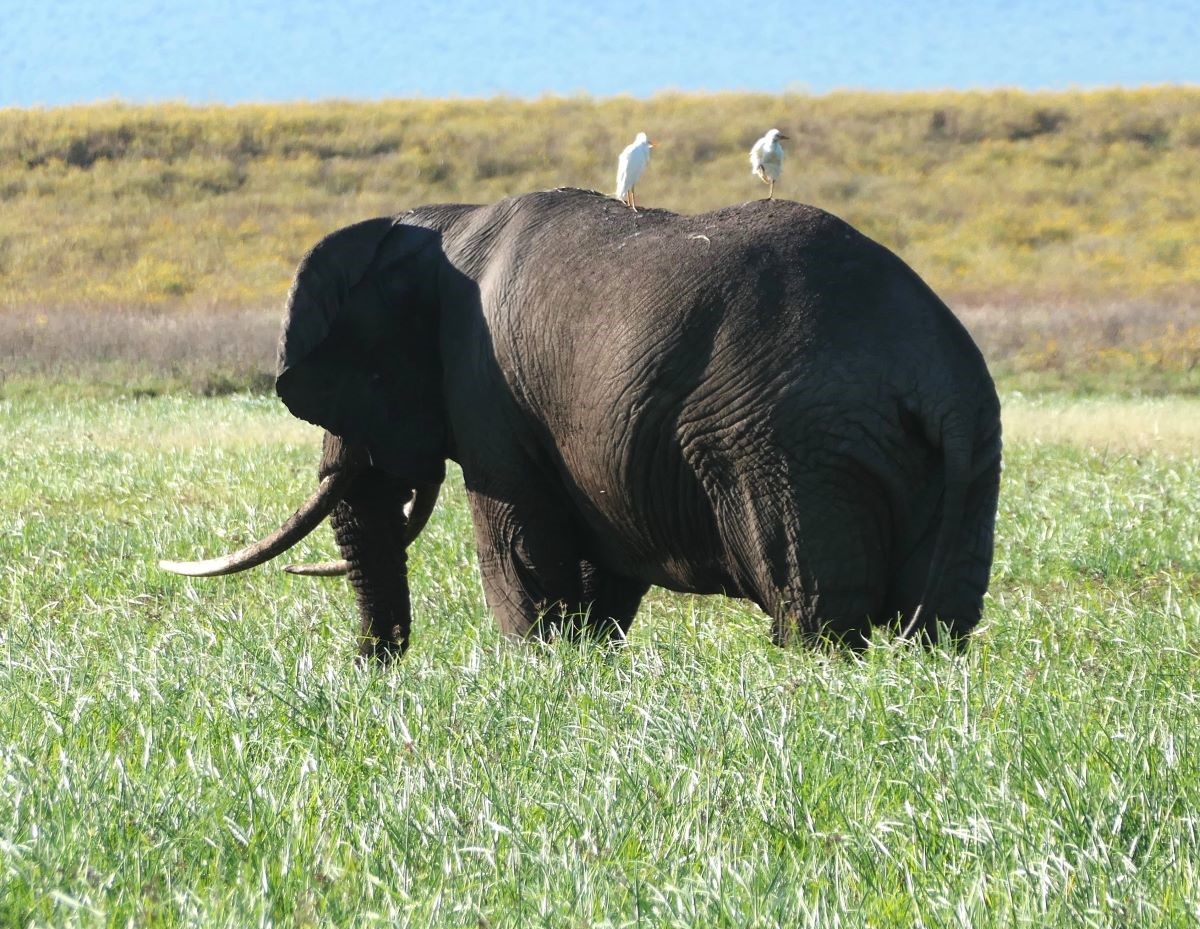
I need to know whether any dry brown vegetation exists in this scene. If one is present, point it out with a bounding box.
[1,308,277,396]
[5,297,1197,399]
[1,90,1197,395]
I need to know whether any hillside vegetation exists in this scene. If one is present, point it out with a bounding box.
[4,89,1200,309]
[2,90,1198,394]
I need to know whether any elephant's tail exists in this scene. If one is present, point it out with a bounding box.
[899,409,973,641]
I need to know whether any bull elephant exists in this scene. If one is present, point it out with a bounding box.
[161,188,1002,660]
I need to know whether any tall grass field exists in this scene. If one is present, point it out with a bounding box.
[1,394,1198,926]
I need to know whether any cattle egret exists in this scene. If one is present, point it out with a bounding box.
[749,128,789,199]
[615,132,654,211]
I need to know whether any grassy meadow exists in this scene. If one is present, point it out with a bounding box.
[2,91,1199,925]
[1,394,1199,926]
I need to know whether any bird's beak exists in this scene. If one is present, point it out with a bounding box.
[649,140,657,148]
[778,134,791,140]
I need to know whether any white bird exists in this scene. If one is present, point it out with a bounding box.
[615,132,654,211]
[749,128,789,199]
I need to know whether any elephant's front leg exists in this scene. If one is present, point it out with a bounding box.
[577,559,649,643]
[467,487,585,640]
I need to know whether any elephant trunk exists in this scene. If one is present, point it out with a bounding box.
[329,469,423,662]
[158,465,363,577]
[282,480,441,577]
[161,428,431,662]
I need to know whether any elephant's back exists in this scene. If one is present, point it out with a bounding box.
[472,195,849,590]
[461,189,994,593]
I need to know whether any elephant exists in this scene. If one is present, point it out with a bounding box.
[161,188,1002,661]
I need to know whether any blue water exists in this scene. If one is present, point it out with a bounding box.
[1,0,1197,106]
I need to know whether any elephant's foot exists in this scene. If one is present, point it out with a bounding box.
[355,632,406,666]
[771,602,872,652]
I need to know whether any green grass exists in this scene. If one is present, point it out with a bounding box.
[2,394,1199,926]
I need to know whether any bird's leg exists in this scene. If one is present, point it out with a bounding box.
[768,179,774,200]
[629,187,637,212]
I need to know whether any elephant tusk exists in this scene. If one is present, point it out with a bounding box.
[278,480,442,578]
[159,467,361,578]
[401,480,441,546]
[283,560,350,576]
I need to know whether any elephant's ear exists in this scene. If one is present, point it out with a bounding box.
[275,217,446,483]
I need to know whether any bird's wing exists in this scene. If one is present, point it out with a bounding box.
[749,138,766,171]
[624,145,649,189]
[632,145,649,175]
[615,154,631,196]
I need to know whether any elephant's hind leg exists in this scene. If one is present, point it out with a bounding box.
[882,449,1001,647]
[769,582,878,651]
[726,478,889,650]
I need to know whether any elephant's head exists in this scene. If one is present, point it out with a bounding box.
[160,217,451,660]
[276,217,447,481]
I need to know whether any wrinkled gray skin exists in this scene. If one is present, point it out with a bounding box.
[173,188,1001,660]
